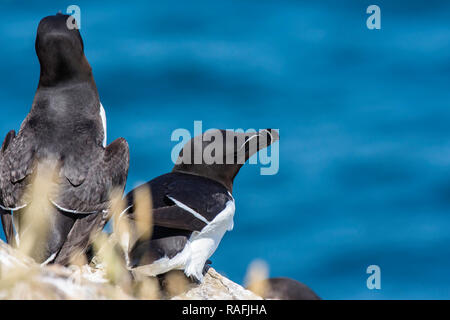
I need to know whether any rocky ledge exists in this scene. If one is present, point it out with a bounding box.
[0,240,261,300]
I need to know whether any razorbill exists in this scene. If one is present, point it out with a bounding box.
[0,14,129,265]
[248,277,321,300]
[123,129,279,282]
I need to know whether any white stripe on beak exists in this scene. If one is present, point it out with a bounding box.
[239,133,260,151]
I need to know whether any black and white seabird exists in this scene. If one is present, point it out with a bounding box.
[248,277,321,300]
[0,14,129,265]
[122,129,279,282]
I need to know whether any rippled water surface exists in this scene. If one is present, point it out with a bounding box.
[0,0,449,299]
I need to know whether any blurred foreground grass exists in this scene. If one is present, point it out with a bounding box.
[0,166,266,300]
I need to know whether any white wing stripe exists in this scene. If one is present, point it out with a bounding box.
[0,203,27,211]
[119,205,133,218]
[167,196,210,225]
[41,252,58,266]
[50,199,97,215]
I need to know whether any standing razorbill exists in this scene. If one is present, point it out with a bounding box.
[122,129,279,282]
[0,14,129,265]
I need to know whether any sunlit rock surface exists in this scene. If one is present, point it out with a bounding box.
[171,268,262,300]
[0,240,131,299]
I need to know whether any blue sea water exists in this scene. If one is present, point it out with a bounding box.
[0,0,449,299]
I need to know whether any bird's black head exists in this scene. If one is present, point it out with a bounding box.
[172,129,279,192]
[35,14,92,86]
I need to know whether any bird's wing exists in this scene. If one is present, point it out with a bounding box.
[0,208,14,245]
[1,130,15,153]
[0,130,17,244]
[129,235,188,267]
[125,174,232,233]
[53,211,105,265]
[45,138,129,265]
[164,178,233,222]
[55,137,130,214]
[0,129,36,209]
[131,205,208,232]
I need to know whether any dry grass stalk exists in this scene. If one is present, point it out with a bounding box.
[133,186,153,241]
[245,259,270,297]
[164,270,190,298]
[18,160,57,261]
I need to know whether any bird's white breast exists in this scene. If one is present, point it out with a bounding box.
[99,103,107,147]
[184,199,235,280]
[131,198,236,282]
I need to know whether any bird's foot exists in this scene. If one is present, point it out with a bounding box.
[203,259,212,275]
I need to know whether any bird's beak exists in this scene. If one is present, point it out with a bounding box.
[240,129,279,162]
